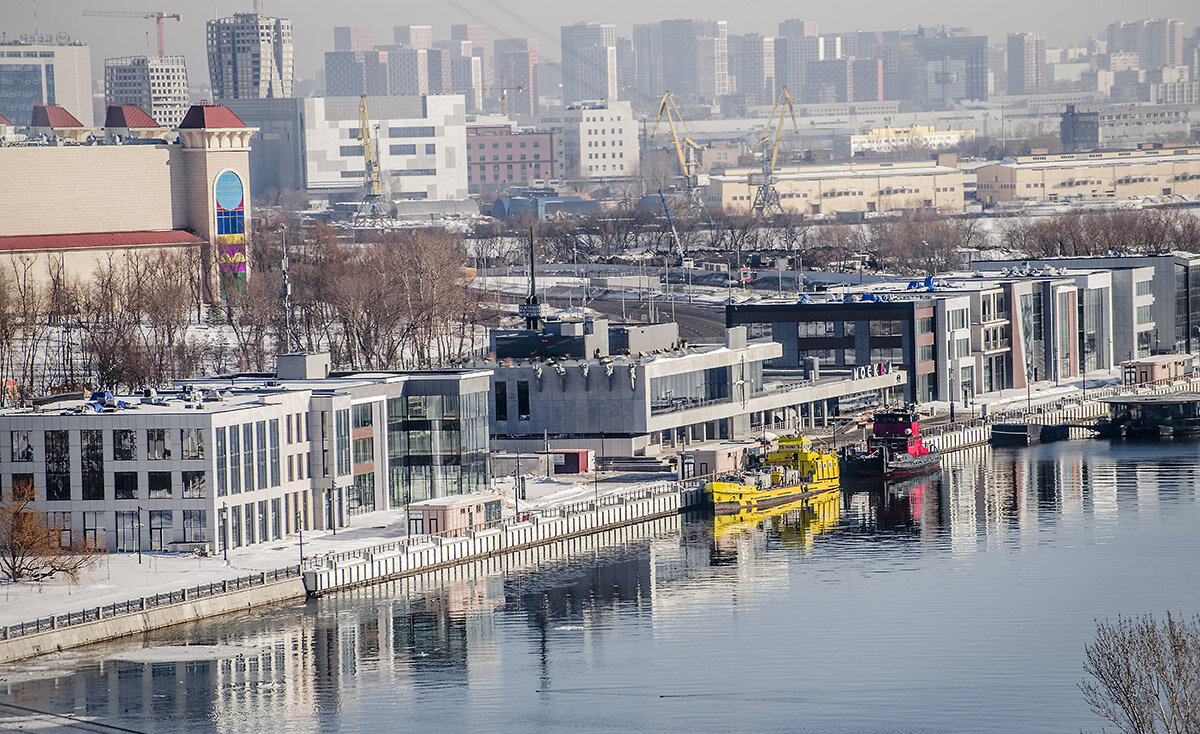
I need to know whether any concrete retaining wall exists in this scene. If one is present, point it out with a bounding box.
[304,490,699,597]
[0,578,305,664]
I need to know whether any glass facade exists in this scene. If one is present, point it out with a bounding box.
[649,367,732,415]
[386,391,490,506]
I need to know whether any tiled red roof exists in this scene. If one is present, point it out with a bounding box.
[178,104,246,129]
[104,104,159,129]
[0,230,204,253]
[0,112,11,126]
[31,104,84,128]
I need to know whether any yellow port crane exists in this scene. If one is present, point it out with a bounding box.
[651,91,707,211]
[750,86,799,216]
[355,95,388,226]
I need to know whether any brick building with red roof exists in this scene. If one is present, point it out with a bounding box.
[0,103,256,301]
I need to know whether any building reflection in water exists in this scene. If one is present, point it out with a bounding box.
[3,441,1200,731]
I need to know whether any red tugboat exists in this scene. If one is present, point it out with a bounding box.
[840,407,942,481]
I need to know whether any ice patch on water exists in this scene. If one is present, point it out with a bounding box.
[106,645,260,663]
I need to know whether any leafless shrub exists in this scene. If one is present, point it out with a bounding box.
[1080,612,1200,734]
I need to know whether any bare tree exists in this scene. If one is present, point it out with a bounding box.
[1080,611,1200,734]
[0,493,100,582]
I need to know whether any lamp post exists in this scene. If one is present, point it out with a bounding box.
[949,369,956,423]
[297,508,304,565]
[220,502,228,562]
[135,506,143,565]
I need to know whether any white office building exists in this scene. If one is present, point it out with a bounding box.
[0,354,491,554]
[104,55,190,127]
[224,95,469,203]
[538,99,638,179]
[0,40,93,127]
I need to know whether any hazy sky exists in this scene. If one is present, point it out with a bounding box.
[5,0,1199,84]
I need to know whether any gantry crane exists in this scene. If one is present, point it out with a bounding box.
[354,95,388,227]
[749,86,800,217]
[81,10,181,57]
[651,91,707,211]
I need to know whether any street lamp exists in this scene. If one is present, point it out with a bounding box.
[949,369,956,423]
[297,508,304,565]
[220,502,228,562]
[135,505,143,565]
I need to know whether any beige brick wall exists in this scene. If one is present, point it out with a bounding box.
[0,146,178,236]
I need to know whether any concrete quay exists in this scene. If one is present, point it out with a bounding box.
[303,486,705,596]
[0,576,304,664]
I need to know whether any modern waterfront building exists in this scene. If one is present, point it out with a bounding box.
[706,157,964,216]
[206,12,294,100]
[484,321,904,456]
[224,95,468,204]
[0,103,254,300]
[103,55,190,128]
[0,354,492,554]
[975,146,1200,206]
[973,253,1200,357]
[725,267,1140,404]
[537,99,637,179]
[0,39,93,127]
[466,124,557,191]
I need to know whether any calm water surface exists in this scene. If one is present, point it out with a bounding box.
[2,439,1199,733]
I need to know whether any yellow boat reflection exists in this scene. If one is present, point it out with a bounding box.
[712,487,841,549]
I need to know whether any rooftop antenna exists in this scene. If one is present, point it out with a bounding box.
[519,226,544,330]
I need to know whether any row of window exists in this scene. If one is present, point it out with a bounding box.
[9,428,205,465]
[469,140,543,149]
[213,420,282,497]
[10,469,207,503]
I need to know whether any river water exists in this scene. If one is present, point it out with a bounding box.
[2,439,1199,733]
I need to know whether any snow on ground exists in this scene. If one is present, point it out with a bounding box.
[0,472,677,629]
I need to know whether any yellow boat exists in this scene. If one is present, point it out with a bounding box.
[712,488,842,543]
[704,436,840,514]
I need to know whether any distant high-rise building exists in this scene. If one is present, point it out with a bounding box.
[775,36,824,95]
[1007,32,1046,95]
[851,58,884,102]
[450,54,483,112]
[426,48,452,94]
[494,38,538,116]
[333,26,374,52]
[778,19,818,39]
[615,37,636,102]
[561,22,617,104]
[104,55,190,127]
[379,47,428,96]
[803,59,852,103]
[632,23,663,106]
[911,26,989,107]
[393,25,433,50]
[451,24,491,91]
[324,49,389,96]
[0,40,93,127]
[207,13,294,99]
[1107,18,1185,69]
[729,33,775,105]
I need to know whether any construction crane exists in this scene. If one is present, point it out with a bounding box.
[651,91,707,211]
[81,10,181,57]
[354,95,388,227]
[749,86,800,217]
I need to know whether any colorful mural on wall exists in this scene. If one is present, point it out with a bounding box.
[214,170,247,298]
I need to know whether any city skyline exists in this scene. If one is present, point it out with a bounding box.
[5,0,1198,85]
